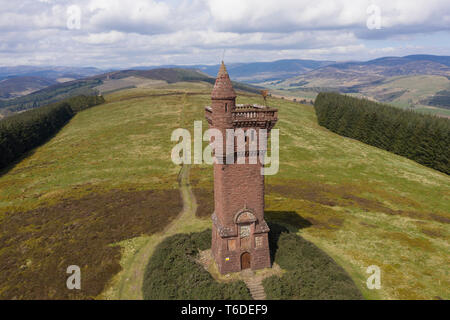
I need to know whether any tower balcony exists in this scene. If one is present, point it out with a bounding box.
[232,105,278,129]
[205,104,278,129]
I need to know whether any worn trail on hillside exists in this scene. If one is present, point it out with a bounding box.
[108,93,209,300]
[114,164,203,299]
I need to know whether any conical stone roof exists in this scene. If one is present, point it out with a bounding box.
[211,61,236,100]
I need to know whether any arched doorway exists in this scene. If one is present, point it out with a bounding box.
[241,252,251,270]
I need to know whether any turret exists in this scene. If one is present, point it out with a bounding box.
[211,62,236,130]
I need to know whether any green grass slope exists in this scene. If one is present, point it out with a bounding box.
[0,82,448,300]
[0,85,196,298]
[191,94,450,300]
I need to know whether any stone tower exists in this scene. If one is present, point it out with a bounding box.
[205,62,278,274]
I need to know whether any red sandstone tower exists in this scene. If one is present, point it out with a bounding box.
[205,62,278,274]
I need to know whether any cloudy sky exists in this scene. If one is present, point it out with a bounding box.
[0,0,449,68]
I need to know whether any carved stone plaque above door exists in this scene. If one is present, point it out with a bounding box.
[240,224,251,238]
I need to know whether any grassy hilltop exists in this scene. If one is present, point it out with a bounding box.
[0,80,448,299]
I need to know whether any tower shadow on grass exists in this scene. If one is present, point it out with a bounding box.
[0,148,39,178]
[265,210,312,232]
[265,211,312,264]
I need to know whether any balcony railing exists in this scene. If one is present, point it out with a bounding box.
[232,109,277,121]
[205,105,278,128]
[235,104,264,110]
[232,108,277,129]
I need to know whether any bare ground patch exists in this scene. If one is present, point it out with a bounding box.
[420,225,447,239]
[192,188,214,218]
[0,188,181,299]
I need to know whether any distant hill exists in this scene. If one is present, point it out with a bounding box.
[327,55,450,69]
[329,56,450,77]
[0,68,262,117]
[95,68,262,93]
[136,59,335,83]
[133,55,450,87]
[269,55,450,117]
[279,55,450,87]
[2,55,450,116]
[0,66,105,81]
[194,59,335,82]
[94,68,213,83]
[401,55,450,67]
[0,66,106,101]
[0,76,57,99]
[3,55,448,98]
[0,79,103,115]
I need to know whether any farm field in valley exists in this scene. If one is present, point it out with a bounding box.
[266,74,450,118]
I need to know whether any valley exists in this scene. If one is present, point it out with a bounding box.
[259,55,450,117]
[2,55,450,118]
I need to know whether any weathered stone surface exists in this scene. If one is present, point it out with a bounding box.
[206,62,278,274]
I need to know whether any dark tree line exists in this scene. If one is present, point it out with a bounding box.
[314,92,449,175]
[0,95,105,170]
[57,94,105,113]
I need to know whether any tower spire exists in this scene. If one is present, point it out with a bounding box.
[211,61,236,100]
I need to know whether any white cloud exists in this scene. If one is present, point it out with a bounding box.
[74,30,127,44]
[0,0,448,67]
[87,0,171,33]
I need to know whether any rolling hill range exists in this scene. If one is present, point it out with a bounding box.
[137,55,450,85]
[0,66,107,104]
[0,81,448,300]
[0,59,336,101]
[0,66,105,81]
[0,68,261,118]
[0,76,57,99]
[264,55,450,117]
[3,54,450,117]
[141,59,336,83]
[1,60,293,102]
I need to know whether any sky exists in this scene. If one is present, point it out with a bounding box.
[0,0,449,68]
